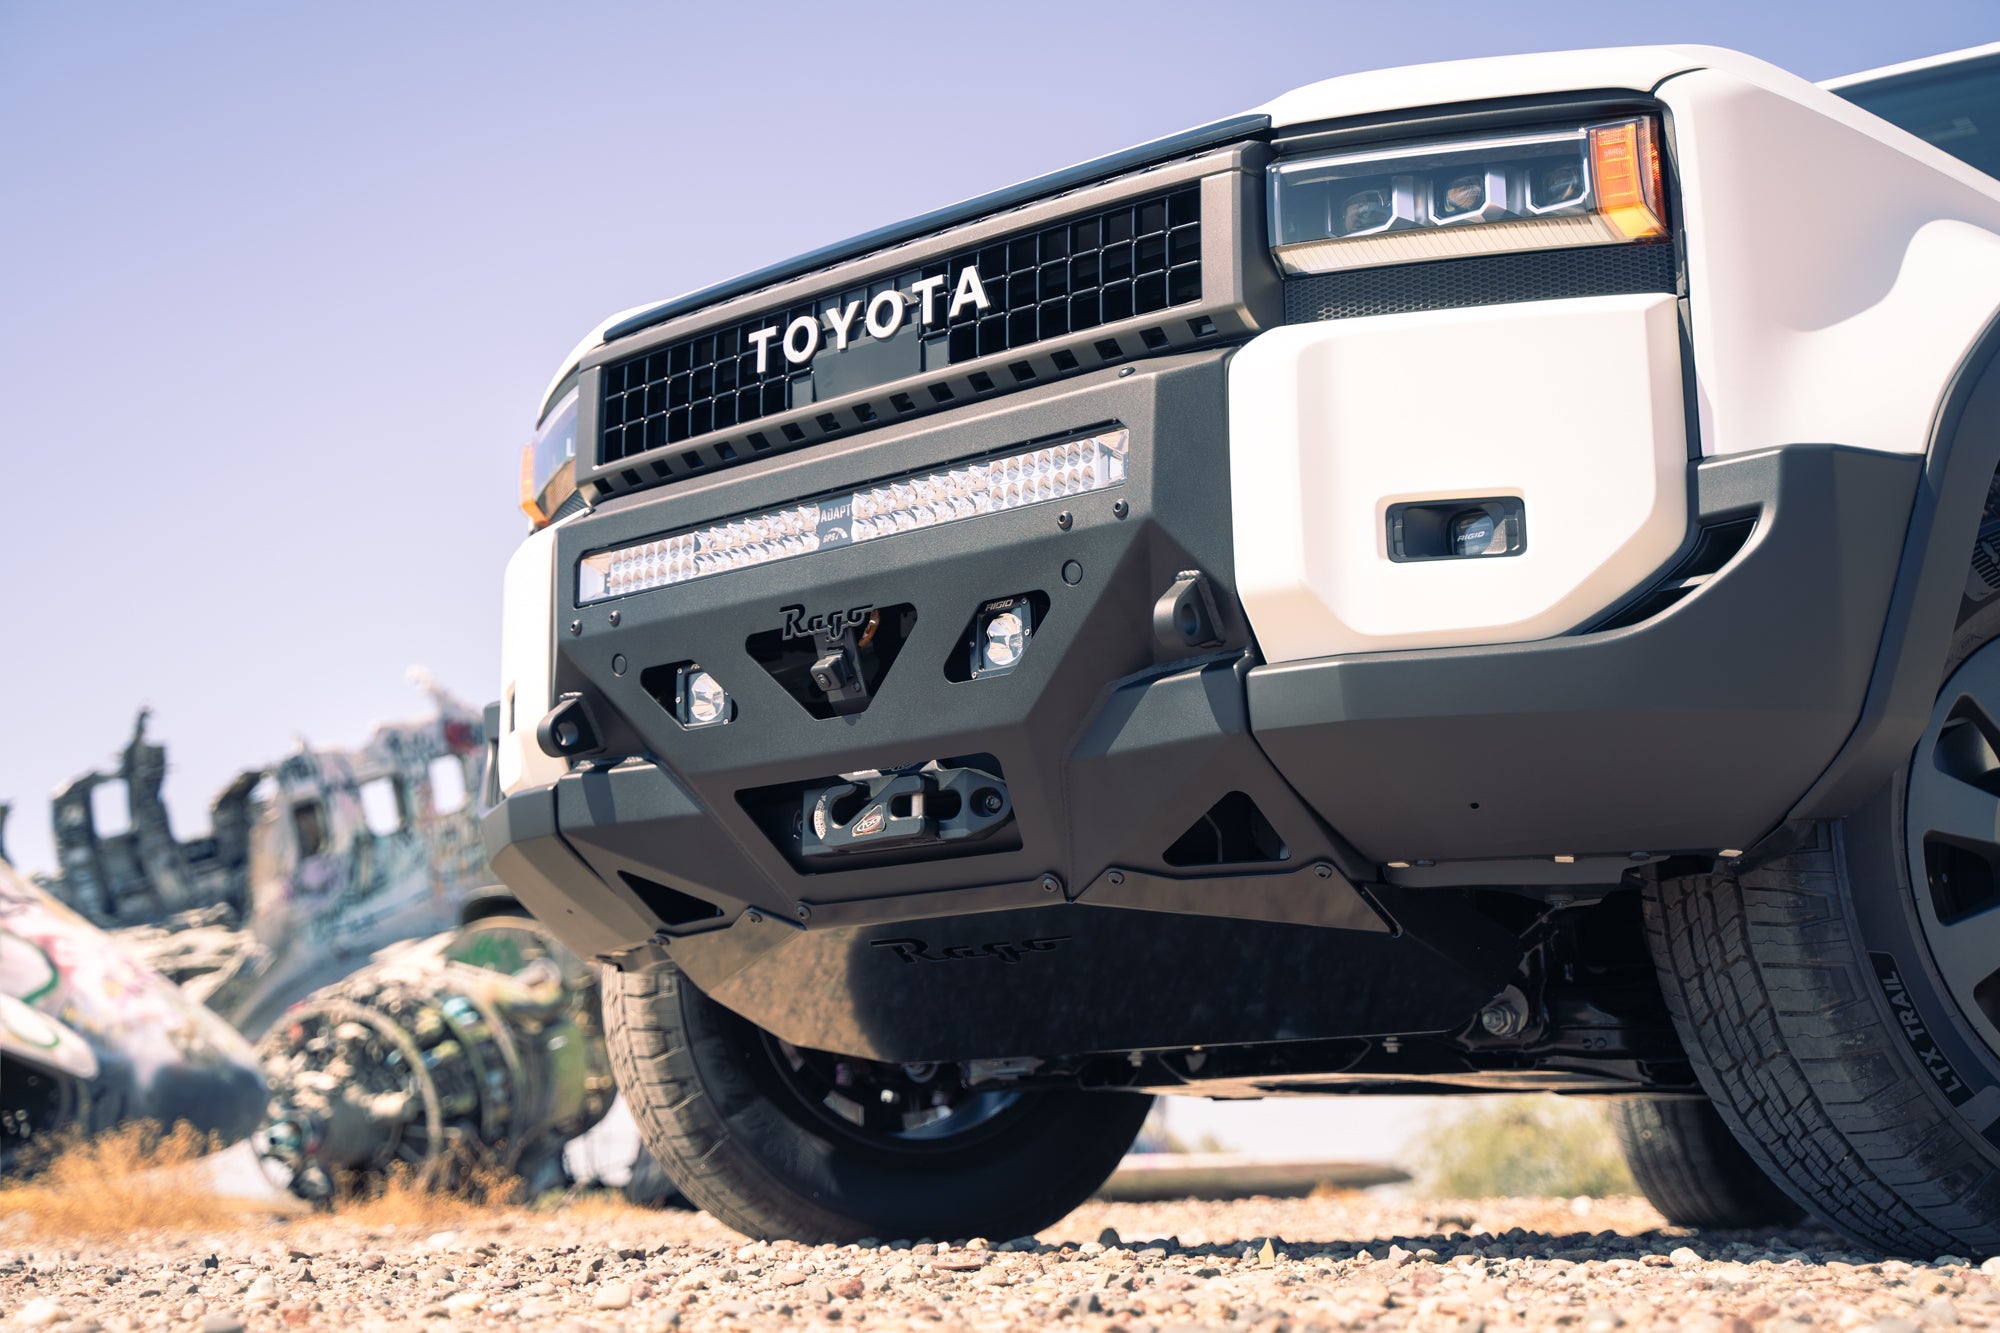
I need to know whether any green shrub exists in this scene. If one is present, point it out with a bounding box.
[1407,1096,1636,1198]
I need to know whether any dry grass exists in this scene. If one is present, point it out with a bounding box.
[1407,1096,1638,1200]
[320,1155,528,1228]
[0,1122,286,1237]
[0,1125,554,1239]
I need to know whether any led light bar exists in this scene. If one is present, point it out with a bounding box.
[577,428,1129,603]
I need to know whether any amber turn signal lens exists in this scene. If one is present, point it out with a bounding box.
[1589,119,1668,241]
[519,442,549,526]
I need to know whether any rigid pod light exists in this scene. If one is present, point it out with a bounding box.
[971,595,1036,678]
[676,666,732,728]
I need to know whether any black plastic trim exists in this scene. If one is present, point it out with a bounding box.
[601,114,1272,345]
[1792,313,2000,819]
[1246,444,1921,864]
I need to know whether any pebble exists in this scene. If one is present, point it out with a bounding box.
[0,1192,1973,1332]
[15,1299,67,1328]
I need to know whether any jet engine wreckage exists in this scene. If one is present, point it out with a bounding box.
[255,910,614,1202]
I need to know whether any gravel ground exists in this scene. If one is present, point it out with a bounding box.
[5,1192,1999,1333]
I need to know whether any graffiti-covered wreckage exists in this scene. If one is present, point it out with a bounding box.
[2,677,621,1197]
[35,675,491,1037]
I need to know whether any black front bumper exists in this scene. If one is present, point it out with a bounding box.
[486,351,1923,1063]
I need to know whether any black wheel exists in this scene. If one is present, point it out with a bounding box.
[603,958,1152,1242]
[1611,1097,1805,1230]
[1647,602,2000,1256]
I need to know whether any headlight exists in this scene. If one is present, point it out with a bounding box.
[1267,116,1667,275]
[519,387,580,528]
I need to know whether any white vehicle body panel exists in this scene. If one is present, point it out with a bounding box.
[1661,70,2000,460]
[1229,294,1686,663]
[498,526,566,796]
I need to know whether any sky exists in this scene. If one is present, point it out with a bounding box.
[0,0,1992,880]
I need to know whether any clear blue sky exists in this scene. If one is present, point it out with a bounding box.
[0,1,1991,875]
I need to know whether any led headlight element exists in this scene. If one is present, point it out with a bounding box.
[577,429,1128,604]
[1267,117,1667,275]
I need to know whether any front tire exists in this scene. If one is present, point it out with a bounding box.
[1647,607,2000,1255]
[1611,1097,1805,1230]
[603,959,1152,1242]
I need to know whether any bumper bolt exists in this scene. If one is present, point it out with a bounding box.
[1478,990,1530,1039]
[1107,870,1125,885]
[568,620,582,636]
[1056,510,1073,531]
[1041,873,1062,894]
[608,609,621,627]
[794,904,811,921]
[1112,499,1129,520]
[1314,863,1333,879]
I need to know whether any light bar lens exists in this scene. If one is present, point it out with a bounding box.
[577,428,1129,603]
[1267,117,1666,275]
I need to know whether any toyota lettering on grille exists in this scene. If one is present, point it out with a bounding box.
[748,267,992,372]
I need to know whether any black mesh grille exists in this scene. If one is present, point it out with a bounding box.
[1283,241,1675,324]
[600,187,1202,466]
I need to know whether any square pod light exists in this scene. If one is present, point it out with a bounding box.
[674,664,733,728]
[960,594,1046,680]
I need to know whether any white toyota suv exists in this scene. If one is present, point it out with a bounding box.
[483,43,2000,1252]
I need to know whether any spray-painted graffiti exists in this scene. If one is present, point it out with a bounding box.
[0,863,264,1168]
[36,670,495,1037]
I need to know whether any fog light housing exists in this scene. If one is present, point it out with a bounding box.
[971,597,1036,678]
[677,666,732,728]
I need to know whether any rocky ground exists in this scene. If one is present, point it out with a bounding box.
[5,1193,1998,1333]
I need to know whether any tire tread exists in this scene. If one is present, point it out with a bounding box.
[1647,836,2000,1255]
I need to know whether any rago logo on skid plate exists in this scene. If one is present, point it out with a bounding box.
[870,936,1070,965]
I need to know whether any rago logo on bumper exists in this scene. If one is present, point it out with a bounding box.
[746,269,992,372]
[781,602,875,641]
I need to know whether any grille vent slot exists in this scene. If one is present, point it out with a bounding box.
[1283,241,1675,324]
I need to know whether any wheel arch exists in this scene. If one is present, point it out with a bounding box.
[1791,306,2000,822]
